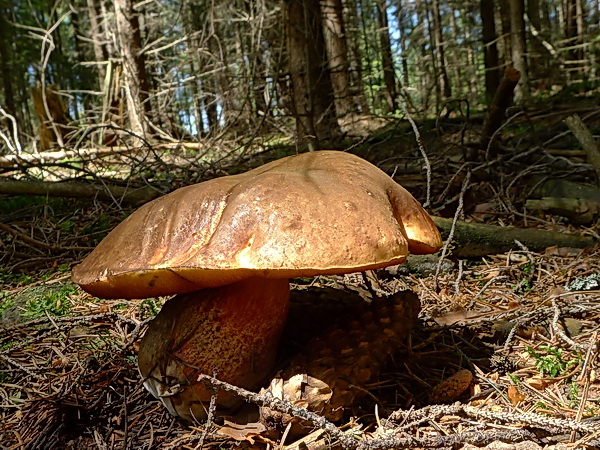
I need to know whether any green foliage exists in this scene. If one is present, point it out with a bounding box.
[508,373,522,387]
[567,382,580,408]
[534,401,549,413]
[58,218,76,233]
[0,294,16,318]
[22,284,77,319]
[521,262,534,274]
[0,270,34,286]
[1,283,77,321]
[513,278,533,294]
[526,345,580,378]
[0,196,46,215]
[140,298,162,317]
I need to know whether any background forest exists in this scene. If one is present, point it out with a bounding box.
[1,0,600,449]
[0,0,598,155]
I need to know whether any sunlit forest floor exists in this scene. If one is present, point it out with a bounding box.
[1,99,599,449]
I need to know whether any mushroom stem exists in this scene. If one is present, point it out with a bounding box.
[138,277,290,421]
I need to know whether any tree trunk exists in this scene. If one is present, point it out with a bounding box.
[498,0,512,64]
[396,4,410,87]
[344,0,370,113]
[0,1,17,133]
[575,0,585,76]
[449,9,462,92]
[430,0,452,100]
[321,0,355,119]
[415,0,433,111]
[508,0,529,100]
[480,0,501,101]
[86,0,109,89]
[526,0,546,80]
[285,0,342,149]
[564,0,583,77]
[375,0,398,112]
[113,0,150,139]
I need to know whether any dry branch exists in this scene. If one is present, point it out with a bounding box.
[564,114,600,182]
[0,180,160,205]
[479,66,521,152]
[432,216,596,257]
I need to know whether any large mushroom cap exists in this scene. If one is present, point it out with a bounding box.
[72,151,441,299]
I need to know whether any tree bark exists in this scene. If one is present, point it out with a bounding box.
[321,0,355,118]
[375,0,398,112]
[344,0,370,113]
[526,0,547,79]
[87,0,109,87]
[0,1,16,123]
[285,0,342,149]
[114,0,150,140]
[430,0,452,100]
[498,0,512,64]
[480,0,501,101]
[564,0,583,77]
[396,4,410,87]
[508,0,529,100]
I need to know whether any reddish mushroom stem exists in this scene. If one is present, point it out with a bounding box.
[138,277,290,421]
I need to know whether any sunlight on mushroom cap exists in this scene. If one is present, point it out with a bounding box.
[72,151,441,299]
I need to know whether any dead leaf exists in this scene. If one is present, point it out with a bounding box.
[507,385,525,406]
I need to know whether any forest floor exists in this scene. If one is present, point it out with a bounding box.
[1,101,600,449]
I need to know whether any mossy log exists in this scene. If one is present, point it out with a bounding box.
[432,216,596,258]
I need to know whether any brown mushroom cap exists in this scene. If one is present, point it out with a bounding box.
[72,151,441,299]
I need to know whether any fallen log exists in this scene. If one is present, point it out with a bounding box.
[528,177,600,201]
[0,180,160,206]
[432,216,597,257]
[526,197,599,225]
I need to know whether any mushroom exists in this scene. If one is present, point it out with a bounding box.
[71,150,442,421]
